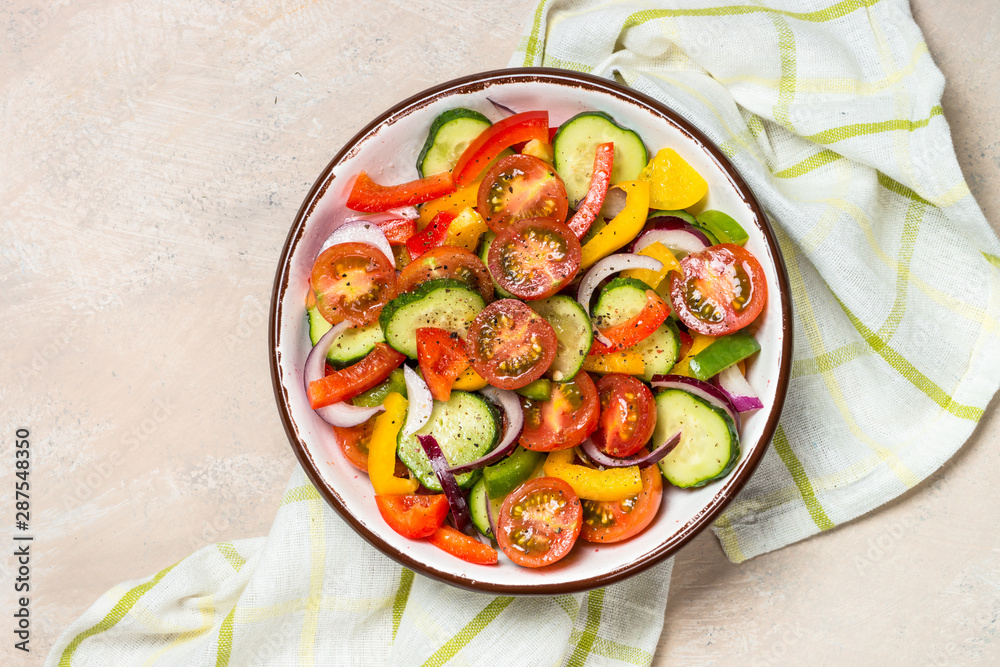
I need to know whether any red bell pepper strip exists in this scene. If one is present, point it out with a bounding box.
[452,111,549,186]
[347,171,456,213]
[375,494,449,538]
[405,211,456,258]
[308,343,406,408]
[676,329,693,361]
[427,524,498,565]
[375,216,416,245]
[416,327,471,402]
[588,290,670,355]
[567,142,614,238]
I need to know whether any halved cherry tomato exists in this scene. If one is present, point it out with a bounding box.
[452,111,549,186]
[373,215,416,245]
[466,299,557,390]
[669,243,767,336]
[592,375,657,458]
[311,242,397,326]
[308,343,406,409]
[396,246,493,303]
[331,419,375,471]
[496,477,582,568]
[520,371,600,452]
[477,154,568,233]
[405,210,456,258]
[588,290,670,355]
[347,170,455,212]
[566,142,614,238]
[375,494,449,538]
[416,327,471,402]
[331,418,410,475]
[487,218,581,300]
[427,524,498,565]
[580,460,662,544]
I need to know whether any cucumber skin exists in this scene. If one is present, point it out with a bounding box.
[416,108,491,177]
[654,389,740,488]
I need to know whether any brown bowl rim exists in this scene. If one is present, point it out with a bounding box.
[269,67,793,595]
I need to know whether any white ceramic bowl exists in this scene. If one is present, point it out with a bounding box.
[270,68,792,594]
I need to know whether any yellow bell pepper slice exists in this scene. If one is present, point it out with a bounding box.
[368,392,419,496]
[671,333,718,377]
[621,242,680,290]
[581,350,645,375]
[580,180,650,270]
[521,139,554,163]
[443,207,488,251]
[417,182,480,229]
[452,366,489,391]
[638,148,708,210]
[542,449,642,501]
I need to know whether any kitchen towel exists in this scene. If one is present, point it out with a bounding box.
[47,0,1000,665]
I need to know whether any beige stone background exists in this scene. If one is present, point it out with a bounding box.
[2,0,998,664]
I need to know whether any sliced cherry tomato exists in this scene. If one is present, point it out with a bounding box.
[520,371,600,452]
[331,417,409,475]
[308,343,406,409]
[373,215,416,245]
[346,170,455,212]
[467,299,557,390]
[496,477,582,568]
[487,218,581,300]
[477,154,569,233]
[669,243,767,336]
[396,246,493,303]
[588,290,670,355]
[427,524,498,565]
[452,110,549,186]
[566,142,614,238]
[405,210,456,258]
[331,419,375,471]
[311,242,397,326]
[375,494,449,538]
[416,327,471,401]
[580,460,662,543]
[592,375,657,458]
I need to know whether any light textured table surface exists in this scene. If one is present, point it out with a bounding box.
[3,1,998,665]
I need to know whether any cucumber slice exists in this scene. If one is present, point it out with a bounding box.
[477,231,516,299]
[553,111,648,206]
[654,388,739,488]
[397,391,501,491]
[469,477,504,539]
[528,295,593,381]
[591,278,680,380]
[379,279,485,358]
[416,108,491,177]
[307,307,385,367]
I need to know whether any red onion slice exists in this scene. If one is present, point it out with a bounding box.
[577,253,664,314]
[632,227,709,257]
[304,322,385,427]
[650,374,740,430]
[579,433,682,469]
[446,386,523,475]
[487,98,518,117]
[402,365,434,438]
[418,435,475,536]
[387,206,419,220]
[320,220,395,267]
[715,365,764,413]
